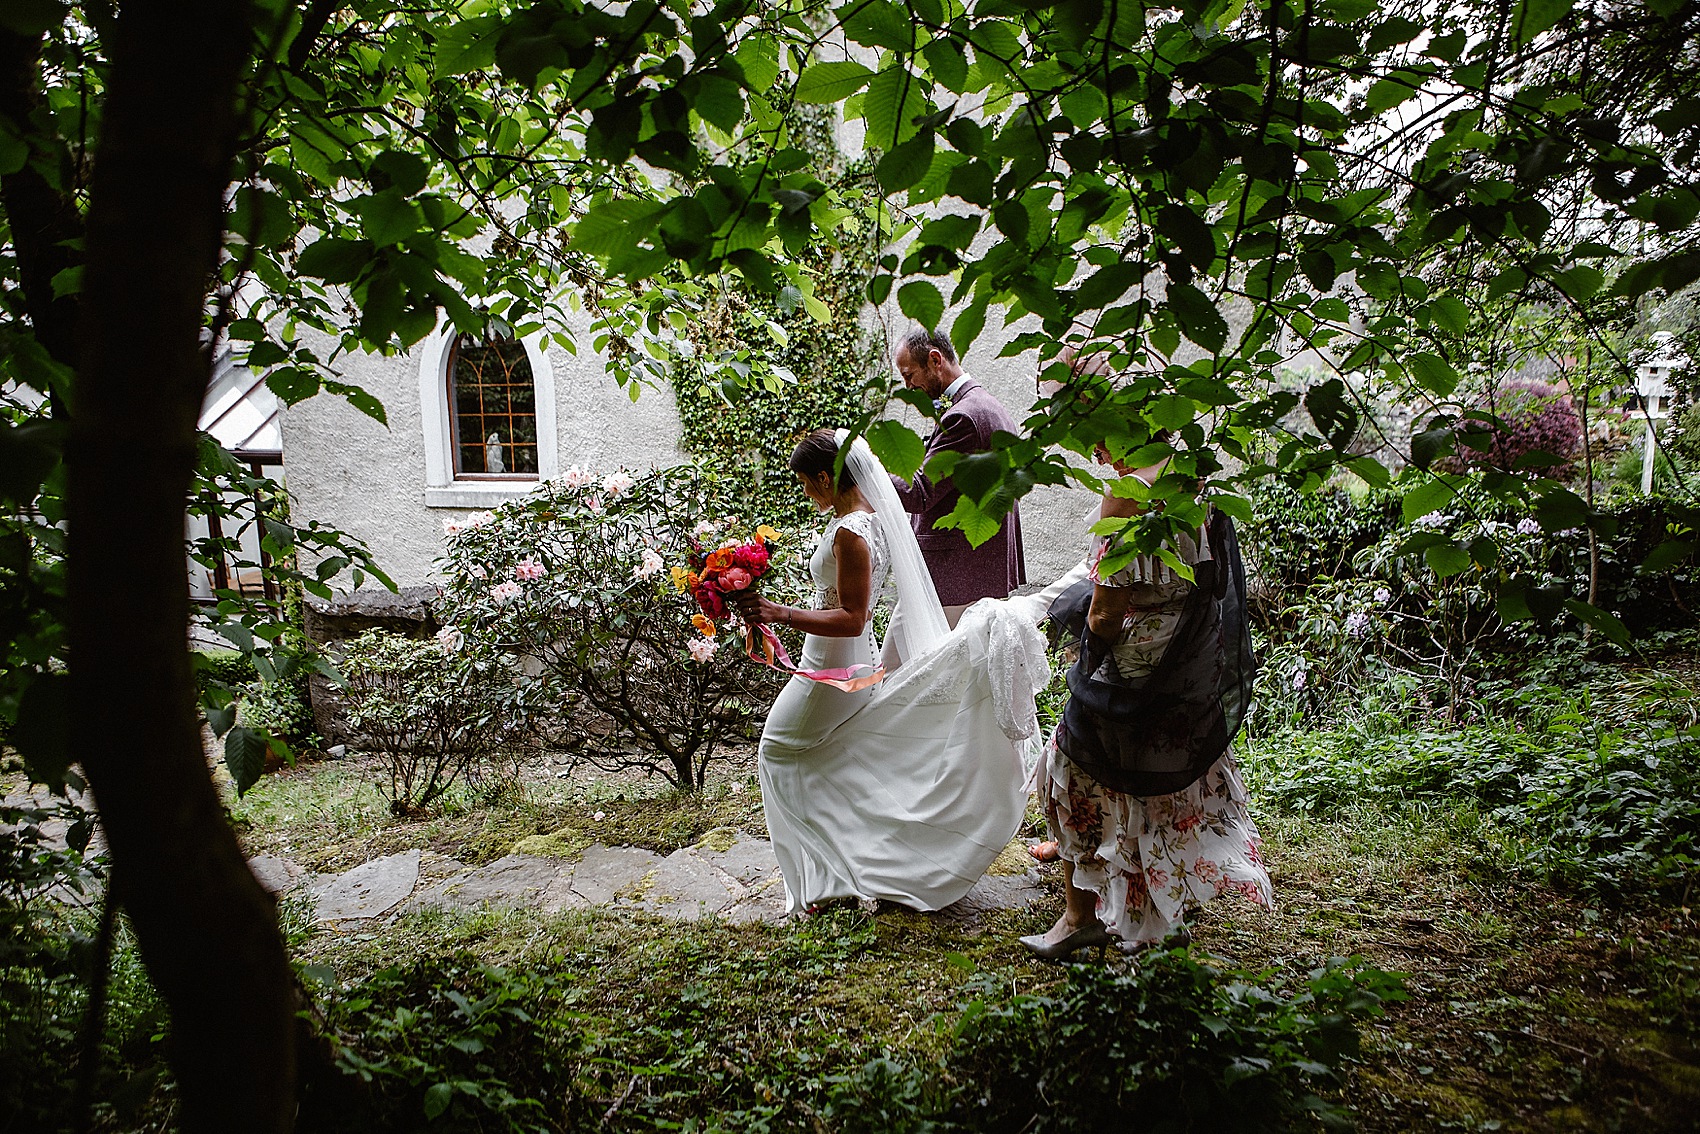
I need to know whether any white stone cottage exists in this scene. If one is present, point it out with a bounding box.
[278,304,1093,592]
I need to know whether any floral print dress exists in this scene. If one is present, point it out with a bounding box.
[1041,525,1274,944]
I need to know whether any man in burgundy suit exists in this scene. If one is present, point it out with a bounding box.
[883,327,1026,666]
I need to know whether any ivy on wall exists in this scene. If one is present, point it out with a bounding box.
[669,106,888,531]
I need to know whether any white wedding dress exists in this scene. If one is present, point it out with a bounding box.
[758,506,1052,913]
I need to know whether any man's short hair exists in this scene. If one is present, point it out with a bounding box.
[898,326,956,365]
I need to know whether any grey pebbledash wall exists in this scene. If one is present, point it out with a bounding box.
[280,310,688,589]
[280,303,1100,596]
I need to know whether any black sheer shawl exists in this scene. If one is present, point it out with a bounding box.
[1046,509,1257,797]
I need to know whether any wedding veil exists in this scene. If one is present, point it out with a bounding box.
[835,429,950,661]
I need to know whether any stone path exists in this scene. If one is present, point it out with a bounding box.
[248,827,1052,928]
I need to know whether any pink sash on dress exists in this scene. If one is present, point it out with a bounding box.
[745,623,886,692]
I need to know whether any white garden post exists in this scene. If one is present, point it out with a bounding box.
[1635,344,1675,496]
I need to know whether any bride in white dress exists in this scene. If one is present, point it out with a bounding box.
[733,429,1051,914]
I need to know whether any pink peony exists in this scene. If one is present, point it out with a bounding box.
[731,542,770,574]
[514,557,545,582]
[718,566,753,592]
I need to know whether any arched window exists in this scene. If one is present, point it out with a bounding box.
[446,332,538,478]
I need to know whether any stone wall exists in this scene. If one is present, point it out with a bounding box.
[280,311,685,588]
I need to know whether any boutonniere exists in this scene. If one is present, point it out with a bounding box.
[934,393,954,415]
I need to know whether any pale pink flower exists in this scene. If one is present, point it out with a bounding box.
[489,580,523,604]
[592,809,606,822]
[466,510,495,528]
[687,637,718,663]
[435,626,464,652]
[634,548,664,579]
[602,471,635,496]
[560,465,592,489]
[468,564,487,580]
[442,519,463,537]
[585,496,604,514]
[692,519,717,539]
[514,557,545,582]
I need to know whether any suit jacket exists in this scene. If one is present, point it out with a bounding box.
[890,376,1026,607]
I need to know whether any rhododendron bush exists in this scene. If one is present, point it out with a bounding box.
[434,462,814,789]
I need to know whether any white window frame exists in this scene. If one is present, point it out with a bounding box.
[419,322,558,508]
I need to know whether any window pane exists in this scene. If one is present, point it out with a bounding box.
[449,334,540,477]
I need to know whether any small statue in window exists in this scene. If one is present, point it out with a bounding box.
[485,432,504,473]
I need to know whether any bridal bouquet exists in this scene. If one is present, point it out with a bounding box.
[673,524,782,638]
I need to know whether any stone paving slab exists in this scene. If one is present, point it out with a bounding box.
[250,854,309,894]
[568,844,661,905]
[256,834,1037,930]
[314,849,420,921]
[690,829,782,887]
[415,853,586,915]
[934,869,1050,924]
[722,875,789,925]
[633,848,746,921]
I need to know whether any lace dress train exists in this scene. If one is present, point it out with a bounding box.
[759,511,1047,913]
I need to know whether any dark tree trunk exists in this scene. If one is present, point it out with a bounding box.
[66,3,293,1132]
[0,27,83,371]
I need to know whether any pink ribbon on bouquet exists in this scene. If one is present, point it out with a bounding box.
[745,623,886,692]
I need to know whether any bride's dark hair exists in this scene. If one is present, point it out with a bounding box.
[788,428,857,488]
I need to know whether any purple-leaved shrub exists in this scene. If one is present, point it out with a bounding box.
[1449,379,1582,472]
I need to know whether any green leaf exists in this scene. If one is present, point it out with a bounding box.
[864,66,925,149]
[1639,539,1696,575]
[357,189,423,248]
[951,299,987,360]
[1305,378,1359,449]
[838,0,914,50]
[1365,77,1419,112]
[916,213,981,250]
[266,367,322,405]
[1157,203,1215,269]
[1534,488,1588,532]
[1166,284,1227,353]
[1346,456,1392,488]
[14,673,71,787]
[295,239,373,284]
[1563,598,1629,645]
[1424,542,1471,577]
[876,132,935,192]
[224,727,268,796]
[865,420,927,480]
[1409,353,1460,395]
[1512,0,1574,43]
[434,14,501,75]
[1429,296,1469,335]
[898,280,944,328]
[325,380,388,426]
[1401,477,1457,524]
[694,72,746,134]
[795,60,876,104]
[422,1082,455,1121]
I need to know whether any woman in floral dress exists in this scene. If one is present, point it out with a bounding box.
[1020,454,1273,958]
